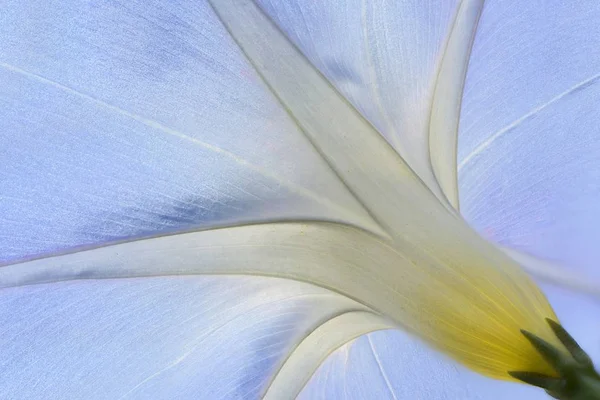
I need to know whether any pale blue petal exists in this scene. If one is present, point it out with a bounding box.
[4,2,599,400]
[301,284,600,399]
[0,276,355,400]
[255,0,463,194]
[0,0,369,264]
[457,1,600,280]
[299,329,545,400]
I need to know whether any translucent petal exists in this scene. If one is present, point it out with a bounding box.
[1,220,562,380]
[255,0,482,204]
[2,0,571,383]
[2,0,586,392]
[0,0,373,263]
[0,276,362,399]
[207,0,565,379]
[301,284,600,399]
[457,1,600,283]
[429,0,483,206]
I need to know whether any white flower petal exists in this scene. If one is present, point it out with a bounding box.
[1,218,563,380]
[2,1,592,397]
[207,0,464,237]
[429,0,483,207]
[207,3,565,373]
[254,0,474,199]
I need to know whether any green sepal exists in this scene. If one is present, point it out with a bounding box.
[508,319,600,400]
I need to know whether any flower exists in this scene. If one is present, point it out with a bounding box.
[1,1,599,399]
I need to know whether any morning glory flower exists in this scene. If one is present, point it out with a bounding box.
[1,0,599,399]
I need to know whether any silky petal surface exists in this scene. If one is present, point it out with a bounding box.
[300,330,542,400]
[301,283,600,399]
[0,219,562,380]
[0,0,372,264]
[0,276,363,400]
[458,0,600,281]
[3,1,595,397]
[4,0,569,380]
[255,0,471,199]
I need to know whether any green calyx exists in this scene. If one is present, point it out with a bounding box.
[509,318,600,400]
